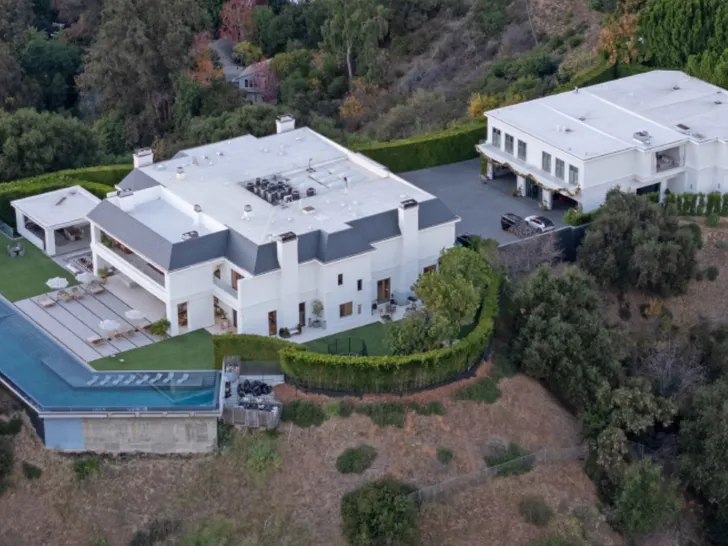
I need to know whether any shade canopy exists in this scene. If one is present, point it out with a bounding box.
[99,319,121,332]
[76,272,97,284]
[46,277,69,290]
[124,309,145,321]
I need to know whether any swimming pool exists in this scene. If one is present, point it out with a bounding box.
[0,296,221,413]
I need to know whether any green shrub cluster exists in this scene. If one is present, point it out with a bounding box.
[354,122,486,173]
[664,191,728,217]
[281,400,326,428]
[355,402,407,428]
[21,461,42,480]
[0,165,131,228]
[563,207,600,226]
[323,400,354,418]
[336,444,377,474]
[280,279,499,394]
[453,377,502,403]
[211,333,301,370]
[73,456,100,481]
[518,495,553,526]
[408,400,446,416]
[485,442,533,477]
[0,418,22,436]
[245,436,282,477]
[436,447,453,465]
[0,437,14,494]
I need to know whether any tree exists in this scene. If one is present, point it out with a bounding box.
[510,266,626,411]
[189,32,222,87]
[219,0,261,43]
[0,0,35,45]
[616,458,679,537]
[636,339,707,402]
[250,60,278,103]
[385,308,456,356]
[322,0,388,81]
[414,271,478,328]
[578,189,697,296]
[438,245,493,299]
[341,477,419,546]
[597,3,642,66]
[232,40,262,65]
[686,48,728,90]
[79,0,208,144]
[0,109,101,181]
[679,380,728,505]
[639,0,720,68]
[0,42,37,111]
[473,0,508,38]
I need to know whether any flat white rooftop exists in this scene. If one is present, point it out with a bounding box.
[487,70,728,160]
[12,186,100,229]
[128,199,215,242]
[134,128,434,244]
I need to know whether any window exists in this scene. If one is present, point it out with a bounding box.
[357,279,363,291]
[244,79,249,88]
[492,127,502,148]
[424,265,436,274]
[555,159,565,180]
[569,165,579,185]
[517,140,527,161]
[231,270,242,290]
[357,304,362,315]
[505,134,514,154]
[338,273,343,286]
[339,302,353,317]
[542,152,551,173]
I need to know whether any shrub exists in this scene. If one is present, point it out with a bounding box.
[485,442,533,477]
[341,478,419,546]
[21,462,42,480]
[519,495,553,526]
[355,402,407,428]
[336,445,378,474]
[0,418,22,436]
[436,447,453,465]
[217,422,234,450]
[563,207,599,226]
[181,518,236,546]
[73,456,100,481]
[695,269,705,281]
[707,213,721,227]
[148,318,170,337]
[354,123,486,174]
[129,519,181,546]
[706,266,720,281]
[0,437,14,493]
[280,280,499,394]
[453,378,502,403]
[681,222,703,249]
[567,36,583,48]
[339,400,354,417]
[281,400,325,428]
[245,436,282,477]
[618,304,632,321]
[323,401,343,418]
[408,401,446,416]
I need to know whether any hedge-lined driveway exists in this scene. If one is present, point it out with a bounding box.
[400,159,565,244]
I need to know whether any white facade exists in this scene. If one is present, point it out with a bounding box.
[87,123,458,337]
[479,70,728,212]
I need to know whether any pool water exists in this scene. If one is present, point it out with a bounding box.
[0,297,220,412]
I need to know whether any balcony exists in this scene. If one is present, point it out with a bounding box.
[105,243,166,287]
[213,276,237,299]
[656,149,683,173]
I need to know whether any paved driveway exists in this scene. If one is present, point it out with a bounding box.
[400,159,565,244]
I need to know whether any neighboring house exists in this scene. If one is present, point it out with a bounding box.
[86,116,459,337]
[478,70,728,212]
[231,59,275,103]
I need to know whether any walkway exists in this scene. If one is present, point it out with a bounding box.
[14,288,162,362]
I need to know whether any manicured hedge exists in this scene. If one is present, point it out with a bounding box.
[0,164,132,228]
[280,278,500,394]
[664,191,728,217]
[553,62,652,94]
[563,207,601,226]
[354,123,487,173]
[212,333,302,369]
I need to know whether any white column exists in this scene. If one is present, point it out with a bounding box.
[14,209,23,231]
[166,300,180,336]
[542,189,554,210]
[276,232,300,330]
[397,199,419,295]
[486,162,494,180]
[44,228,56,256]
[516,176,526,197]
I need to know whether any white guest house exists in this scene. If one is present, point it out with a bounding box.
[478,70,728,212]
[86,116,459,337]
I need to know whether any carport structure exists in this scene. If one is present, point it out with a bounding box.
[11,186,100,256]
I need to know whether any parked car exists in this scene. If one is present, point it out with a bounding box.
[500,213,523,231]
[455,234,474,248]
[524,215,555,233]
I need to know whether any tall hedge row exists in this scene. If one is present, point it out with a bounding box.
[0,164,132,228]
[280,278,500,394]
[212,333,303,370]
[355,123,487,173]
[664,191,728,217]
[553,62,653,94]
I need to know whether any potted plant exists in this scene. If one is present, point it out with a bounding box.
[98,267,110,285]
[279,327,291,338]
[149,318,171,337]
[312,299,324,326]
[511,187,520,197]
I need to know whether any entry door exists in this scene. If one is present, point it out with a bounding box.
[298,302,305,327]
[232,310,238,328]
[377,278,391,303]
[268,311,277,336]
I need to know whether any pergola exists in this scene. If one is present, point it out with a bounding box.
[11,186,101,256]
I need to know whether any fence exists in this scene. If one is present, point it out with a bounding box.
[0,220,18,241]
[413,444,587,505]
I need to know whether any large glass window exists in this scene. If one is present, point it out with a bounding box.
[505,134,514,154]
[517,140,527,161]
[569,165,579,185]
[555,159,565,180]
[542,152,551,173]
[492,128,501,148]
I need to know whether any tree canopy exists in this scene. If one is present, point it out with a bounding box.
[578,189,697,296]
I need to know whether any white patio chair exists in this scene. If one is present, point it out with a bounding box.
[176,373,190,385]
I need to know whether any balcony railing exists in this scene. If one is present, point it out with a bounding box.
[656,155,682,173]
[213,276,237,299]
[106,244,165,287]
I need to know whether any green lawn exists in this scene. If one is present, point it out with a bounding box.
[0,237,77,301]
[304,322,391,356]
[90,329,214,371]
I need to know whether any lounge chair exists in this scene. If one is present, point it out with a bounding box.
[87,334,104,346]
[112,375,124,385]
[37,294,56,308]
[148,373,163,385]
[70,286,84,299]
[88,282,104,295]
[99,375,112,386]
[137,319,152,331]
[58,290,73,302]
[162,372,174,384]
[123,375,136,385]
[135,374,150,385]
[177,373,190,385]
[86,376,99,386]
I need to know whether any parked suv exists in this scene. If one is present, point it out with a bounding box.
[524,215,555,233]
[455,234,474,248]
[500,213,523,231]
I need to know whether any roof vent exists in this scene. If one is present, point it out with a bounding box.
[302,205,316,214]
[216,151,224,156]
[400,198,418,210]
[578,116,586,122]
[564,127,573,133]
[673,85,680,90]
[676,123,690,131]
[243,204,253,220]
[193,204,202,213]
[181,230,199,240]
[715,100,723,105]
[633,130,652,145]
[176,166,185,179]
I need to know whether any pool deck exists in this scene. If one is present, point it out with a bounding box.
[14,288,164,362]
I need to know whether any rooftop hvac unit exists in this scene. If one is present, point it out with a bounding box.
[633,130,652,145]
[306,187,316,197]
[181,230,199,240]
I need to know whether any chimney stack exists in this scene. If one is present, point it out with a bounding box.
[276,114,296,134]
[133,148,154,169]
